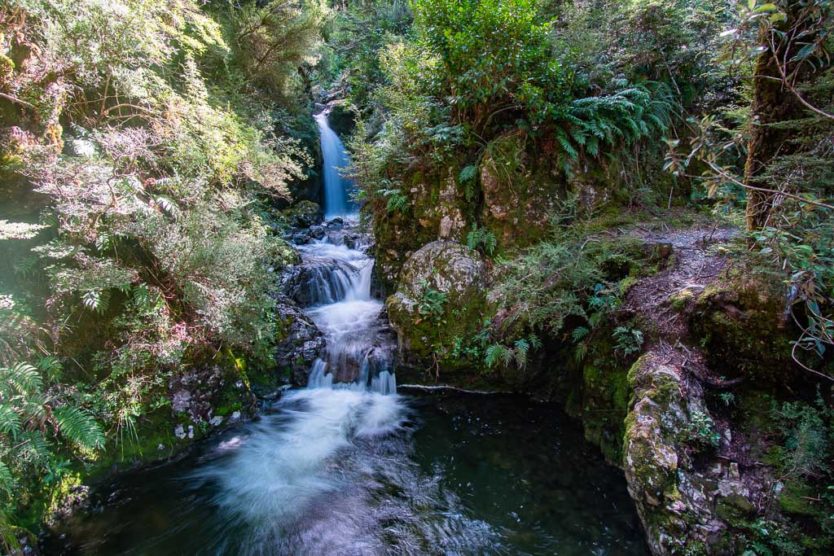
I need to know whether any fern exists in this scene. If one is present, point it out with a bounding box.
[36,356,62,382]
[155,196,181,219]
[53,406,105,451]
[513,338,530,367]
[459,164,479,202]
[485,344,509,368]
[382,188,409,214]
[81,289,109,314]
[0,462,14,496]
[0,405,21,438]
[555,128,579,160]
[0,363,43,396]
[466,224,497,255]
[571,326,590,343]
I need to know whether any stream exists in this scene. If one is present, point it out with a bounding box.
[50,112,647,555]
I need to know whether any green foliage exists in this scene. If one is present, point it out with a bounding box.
[466,224,497,256]
[771,395,832,479]
[685,409,721,449]
[0,0,324,538]
[226,0,326,97]
[491,230,644,339]
[612,326,644,357]
[382,187,409,214]
[0,361,103,550]
[416,279,447,322]
[485,334,542,370]
[414,0,568,129]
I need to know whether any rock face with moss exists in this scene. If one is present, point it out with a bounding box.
[478,132,564,250]
[370,161,472,294]
[623,350,727,553]
[386,241,487,368]
[690,267,794,382]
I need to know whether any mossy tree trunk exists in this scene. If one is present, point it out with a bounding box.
[743,17,805,231]
[744,0,824,231]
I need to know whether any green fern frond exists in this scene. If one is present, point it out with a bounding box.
[0,405,21,438]
[0,363,43,396]
[0,462,14,496]
[53,406,105,452]
[555,128,579,160]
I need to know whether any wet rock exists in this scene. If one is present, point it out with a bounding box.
[292,230,312,245]
[343,233,359,249]
[326,217,344,230]
[274,297,326,385]
[309,225,326,240]
[44,483,92,532]
[282,256,359,307]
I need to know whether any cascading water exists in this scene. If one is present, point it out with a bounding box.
[302,111,396,393]
[315,112,358,219]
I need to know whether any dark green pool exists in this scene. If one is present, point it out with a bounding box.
[48,389,647,555]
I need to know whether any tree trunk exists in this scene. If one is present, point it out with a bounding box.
[743,16,805,231]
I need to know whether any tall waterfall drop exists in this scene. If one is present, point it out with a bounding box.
[315,112,357,219]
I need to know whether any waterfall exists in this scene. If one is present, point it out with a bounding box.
[315,112,357,219]
[299,112,395,393]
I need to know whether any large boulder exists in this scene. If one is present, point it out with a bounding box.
[689,267,794,382]
[622,350,757,554]
[386,241,487,367]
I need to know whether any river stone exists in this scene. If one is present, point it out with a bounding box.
[387,241,486,364]
[309,225,326,240]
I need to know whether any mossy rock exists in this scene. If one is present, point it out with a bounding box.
[371,161,470,294]
[778,480,825,517]
[280,200,322,228]
[690,267,794,382]
[479,131,565,251]
[387,240,488,369]
[326,100,356,137]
